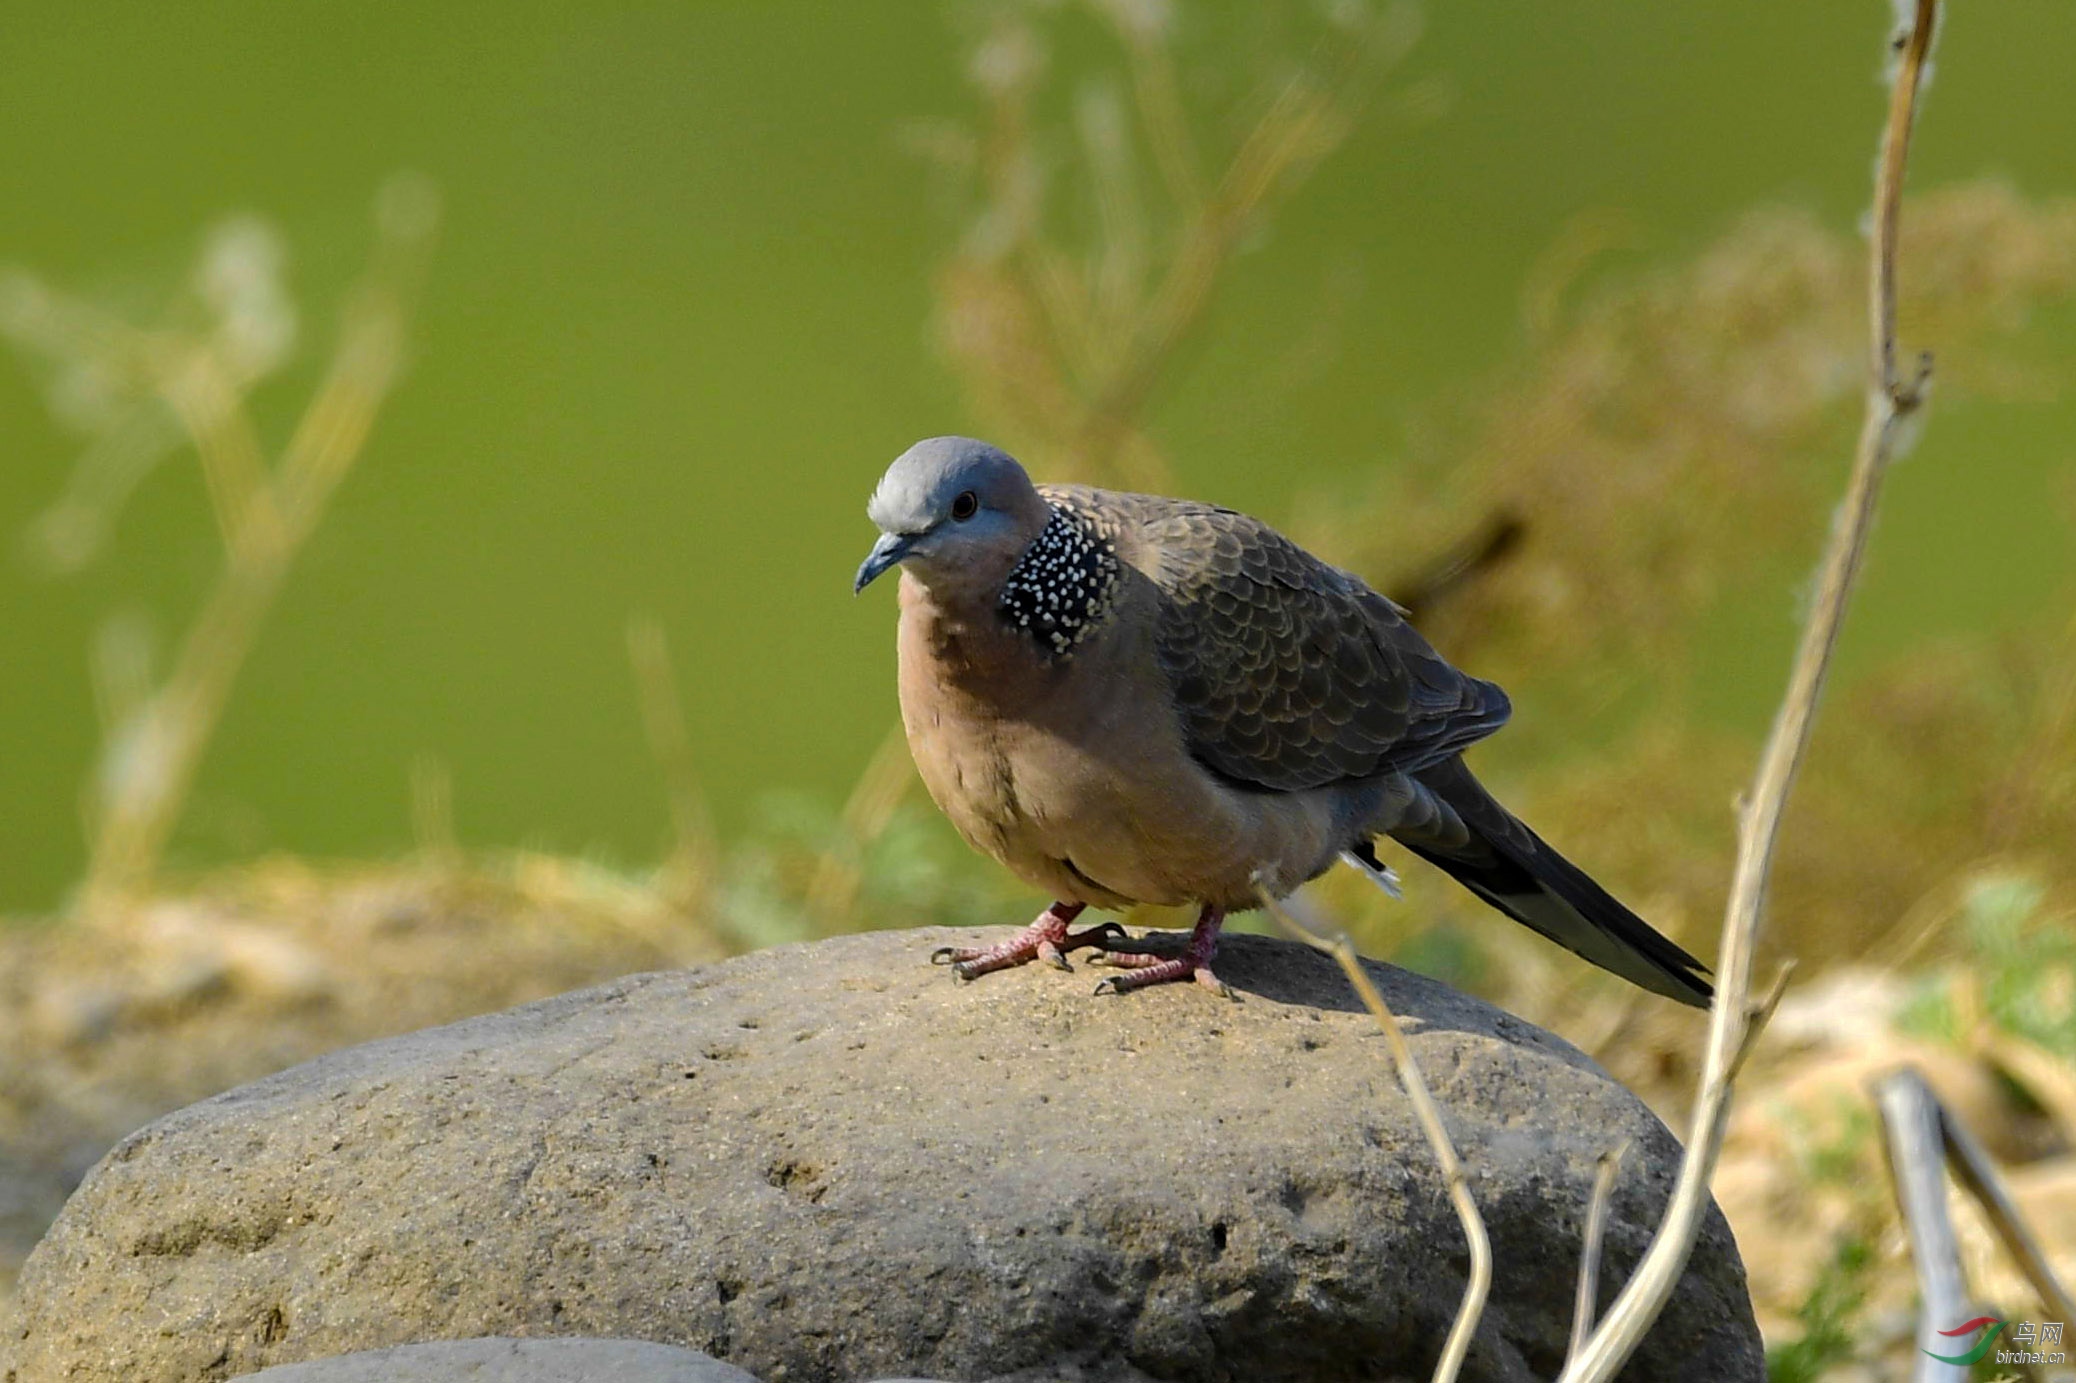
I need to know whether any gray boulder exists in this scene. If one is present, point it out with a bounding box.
[9,927,1761,1383]
[229,1337,758,1381]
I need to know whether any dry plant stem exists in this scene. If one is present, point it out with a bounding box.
[1258,886,1490,1383]
[409,754,459,866]
[802,723,919,927]
[1112,19,1203,214]
[1073,73,1341,474]
[1568,1143,1627,1363]
[1933,1075,2076,1323]
[35,408,179,566]
[165,358,279,561]
[80,191,436,914]
[18,300,273,568]
[1557,2,1938,1376]
[627,615,719,910]
[1726,964,1795,1084]
[967,9,1389,488]
[1873,1070,1973,1383]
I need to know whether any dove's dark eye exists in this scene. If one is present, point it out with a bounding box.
[950,490,979,521]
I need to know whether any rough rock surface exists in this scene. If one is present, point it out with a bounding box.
[229,1336,759,1381]
[9,927,1762,1383]
[0,863,720,1326]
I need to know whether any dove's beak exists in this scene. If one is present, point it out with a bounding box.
[853,531,915,594]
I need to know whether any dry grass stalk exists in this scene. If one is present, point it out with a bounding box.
[1929,1068,2076,1325]
[1872,1069,1975,1381]
[1568,1142,1628,1362]
[1556,2,1941,1376]
[1328,186,2076,1019]
[0,178,442,915]
[409,754,460,868]
[1256,884,1490,1383]
[626,615,719,912]
[803,723,919,928]
[931,0,1414,489]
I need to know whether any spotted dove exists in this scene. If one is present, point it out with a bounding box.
[853,436,1711,1005]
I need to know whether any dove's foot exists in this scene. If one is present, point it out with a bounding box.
[1089,905,1234,999]
[930,902,1127,981]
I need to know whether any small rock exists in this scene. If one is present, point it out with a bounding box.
[12,928,1762,1383]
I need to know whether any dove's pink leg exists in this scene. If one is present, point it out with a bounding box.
[1090,905,1232,999]
[930,901,1128,981]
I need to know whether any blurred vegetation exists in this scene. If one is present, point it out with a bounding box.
[1766,1236,1875,1383]
[1311,181,2076,1022]
[4,2,2076,1375]
[2,180,437,916]
[915,0,1418,488]
[1901,873,2076,1059]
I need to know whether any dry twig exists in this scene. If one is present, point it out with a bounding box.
[1568,1142,1628,1363]
[802,723,920,928]
[409,754,459,867]
[73,179,438,913]
[1257,885,1490,1383]
[936,1,1410,490]
[1557,2,1940,1376]
[627,615,719,912]
[1873,1069,1975,1382]
[1929,1068,2076,1324]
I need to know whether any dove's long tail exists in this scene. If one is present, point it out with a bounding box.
[1383,757,1712,1007]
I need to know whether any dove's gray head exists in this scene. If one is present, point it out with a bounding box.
[854,437,1050,596]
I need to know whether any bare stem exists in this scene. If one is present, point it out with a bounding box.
[161,354,280,563]
[1072,71,1341,476]
[1557,2,1939,1376]
[1112,16,1203,214]
[1932,1073,2076,1324]
[1569,1143,1628,1362]
[803,723,921,928]
[627,614,718,911]
[79,184,435,912]
[409,753,459,866]
[1258,885,1490,1383]
[1873,1070,1974,1383]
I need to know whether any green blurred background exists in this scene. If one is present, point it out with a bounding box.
[2,0,2072,914]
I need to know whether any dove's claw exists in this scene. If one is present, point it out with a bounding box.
[929,901,1118,981]
[1086,951,1232,997]
[1077,904,1230,997]
[1071,920,1129,950]
[932,903,1230,997]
